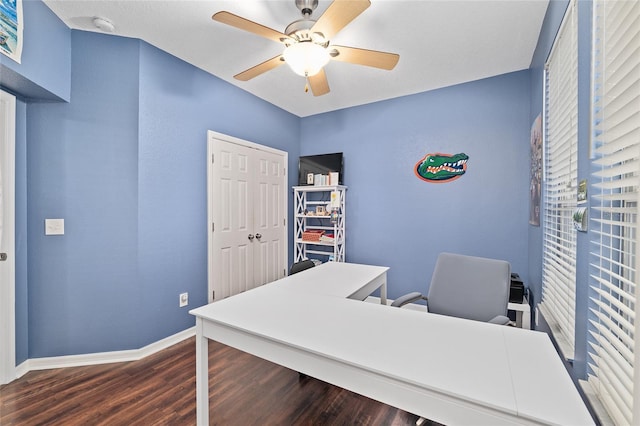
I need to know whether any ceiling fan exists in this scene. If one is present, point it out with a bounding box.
[212,0,400,96]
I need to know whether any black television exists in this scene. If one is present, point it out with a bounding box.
[298,152,344,185]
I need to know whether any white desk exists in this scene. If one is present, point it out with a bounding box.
[508,297,531,329]
[191,262,593,426]
[274,261,388,303]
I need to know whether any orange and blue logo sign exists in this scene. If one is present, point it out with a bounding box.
[415,153,469,183]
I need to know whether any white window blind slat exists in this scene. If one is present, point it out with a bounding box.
[544,253,578,278]
[593,145,640,167]
[589,338,634,387]
[589,373,632,426]
[606,0,637,28]
[592,192,639,204]
[607,39,640,81]
[605,67,640,105]
[593,218,637,235]
[591,286,636,320]
[542,277,577,306]
[592,175,640,191]
[589,322,634,366]
[589,0,640,424]
[601,114,640,149]
[603,92,640,130]
[588,337,634,401]
[593,158,640,178]
[591,298,635,339]
[588,346,634,411]
[591,206,638,216]
[590,268,637,298]
[594,124,640,155]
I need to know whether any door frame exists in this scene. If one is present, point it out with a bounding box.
[207,130,288,302]
[0,90,16,385]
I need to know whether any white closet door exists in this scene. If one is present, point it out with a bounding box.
[210,138,253,300]
[208,131,287,302]
[253,149,286,288]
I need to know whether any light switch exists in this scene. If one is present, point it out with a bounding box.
[45,218,65,236]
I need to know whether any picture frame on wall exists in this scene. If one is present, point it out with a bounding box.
[529,114,542,226]
[0,0,24,64]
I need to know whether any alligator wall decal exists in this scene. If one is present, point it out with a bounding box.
[414,152,469,183]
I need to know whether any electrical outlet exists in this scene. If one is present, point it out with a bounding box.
[179,292,188,307]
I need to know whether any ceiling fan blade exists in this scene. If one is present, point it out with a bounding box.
[213,11,290,44]
[330,45,399,70]
[311,0,371,41]
[234,55,285,81]
[308,69,330,96]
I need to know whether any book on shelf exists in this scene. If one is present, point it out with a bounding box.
[319,234,335,243]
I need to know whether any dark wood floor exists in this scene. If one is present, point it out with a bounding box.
[0,337,438,425]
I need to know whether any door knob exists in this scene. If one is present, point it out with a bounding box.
[0,253,7,261]
[255,233,262,240]
[248,234,255,241]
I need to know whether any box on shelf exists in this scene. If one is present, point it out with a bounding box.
[329,172,339,185]
[302,230,324,241]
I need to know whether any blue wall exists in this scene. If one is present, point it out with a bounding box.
[5,0,299,360]
[27,32,143,356]
[301,71,532,301]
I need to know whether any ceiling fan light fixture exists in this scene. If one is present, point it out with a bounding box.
[283,42,330,77]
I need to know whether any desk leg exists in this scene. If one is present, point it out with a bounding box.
[380,275,388,306]
[522,311,531,330]
[195,317,209,426]
[515,311,523,328]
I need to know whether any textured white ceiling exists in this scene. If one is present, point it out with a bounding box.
[43,0,549,117]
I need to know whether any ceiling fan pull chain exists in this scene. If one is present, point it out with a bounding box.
[305,73,310,93]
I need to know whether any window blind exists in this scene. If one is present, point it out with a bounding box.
[540,0,578,358]
[588,0,640,424]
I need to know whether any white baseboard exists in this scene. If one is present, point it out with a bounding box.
[14,359,29,380]
[16,327,195,377]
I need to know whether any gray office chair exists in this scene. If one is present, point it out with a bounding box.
[289,259,315,275]
[392,252,511,325]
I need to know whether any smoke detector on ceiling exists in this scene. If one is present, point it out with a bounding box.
[92,17,115,33]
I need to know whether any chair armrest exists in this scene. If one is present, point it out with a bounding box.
[391,292,426,308]
[488,315,512,325]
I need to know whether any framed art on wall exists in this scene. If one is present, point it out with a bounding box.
[529,114,542,226]
[0,0,23,64]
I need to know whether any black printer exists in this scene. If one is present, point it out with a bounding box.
[510,273,525,303]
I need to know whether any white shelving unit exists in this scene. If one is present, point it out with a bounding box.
[293,185,346,263]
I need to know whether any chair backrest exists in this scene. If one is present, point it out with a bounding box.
[427,252,511,322]
[289,259,315,275]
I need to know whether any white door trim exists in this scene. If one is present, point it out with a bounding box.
[0,89,17,385]
[208,130,287,157]
[207,130,288,303]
